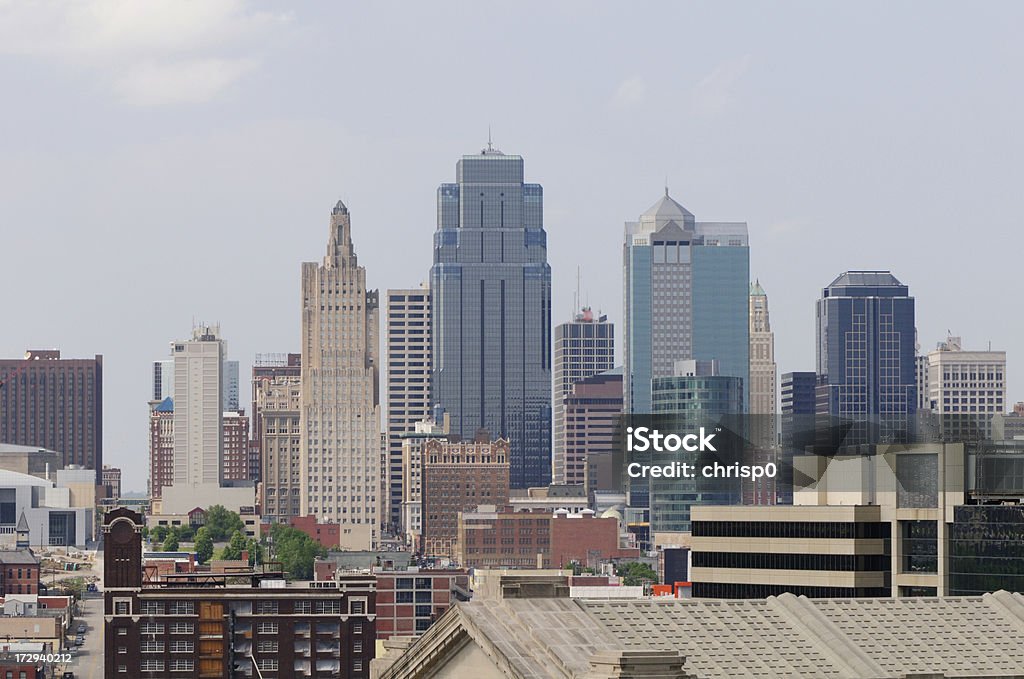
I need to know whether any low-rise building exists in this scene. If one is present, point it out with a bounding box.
[457,508,638,570]
[0,471,94,547]
[0,549,40,595]
[374,569,469,640]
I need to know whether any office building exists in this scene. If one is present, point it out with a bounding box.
[561,369,623,493]
[103,508,376,679]
[950,503,1024,596]
[421,436,510,559]
[251,353,301,490]
[815,271,917,442]
[148,397,174,499]
[374,569,470,639]
[222,360,239,411]
[457,508,638,570]
[748,281,777,447]
[430,145,552,489]
[152,359,174,401]
[102,465,122,500]
[648,360,744,534]
[0,350,103,482]
[623,190,749,414]
[0,444,61,480]
[916,353,930,412]
[384,287,432,534]
[399,417,449,549]
[552,308,614,485]
[691,504,892,599]
[927,335,1006,439]
[300,201,381,547]
[221,410,250,482]
[171,325,225,487]
[254,363,302,524]
[691,442,964,599]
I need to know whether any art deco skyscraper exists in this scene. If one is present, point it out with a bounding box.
[301,201,380,548]
[430,145,552,489]
[749,281,777,447]
[623,190,750,414]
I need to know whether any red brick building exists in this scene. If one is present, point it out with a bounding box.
[221,410,251,482]
[457,509,638,570]
[421,436,510,559]
[374,569,469,639]
[288,515,343,548]
[0,550,40,596]
[0,350,104,483]
[148,397,175,498]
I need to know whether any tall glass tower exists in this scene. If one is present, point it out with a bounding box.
[623,190,750,414]
[430,145,552,489]
[816,271,917,442]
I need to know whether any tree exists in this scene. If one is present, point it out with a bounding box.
[162,536,179,552]
[221,531,248,560]
[204,505,245,541]
[194,527,214,564]
[150,525,169,543]
[615,561,658,587]
[268,524,326,580]
[177,524,195,541]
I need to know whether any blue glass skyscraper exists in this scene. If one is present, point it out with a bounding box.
[430,145,552,489]
[816,271,917,439]
[623,191,750,414]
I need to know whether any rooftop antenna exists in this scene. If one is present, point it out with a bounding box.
[575,265,581,314]
[487,126,493,152]
[665,175,669,197]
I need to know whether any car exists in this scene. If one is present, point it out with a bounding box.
[62,672,75,679]
[76,625,86,633]
[74,639,83,646]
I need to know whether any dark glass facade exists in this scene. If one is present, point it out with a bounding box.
[816,271,917,444]
[430,149,552,489]
[950,504,1024,596]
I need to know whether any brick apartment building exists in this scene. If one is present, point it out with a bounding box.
[421,436,510,559]
[0,549,40,596]
[457,509,638,569]
[103,508,376,679]
[374,569,469,639]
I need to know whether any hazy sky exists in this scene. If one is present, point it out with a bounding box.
[2,2,1022,492]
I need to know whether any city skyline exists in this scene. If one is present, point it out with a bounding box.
[3,2,1023,491]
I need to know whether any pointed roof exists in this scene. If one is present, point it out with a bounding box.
[154,396,174,413]
[332,199,348,215]
[750,279,766,296]
[16,511,29,532]
[641,188,694,221]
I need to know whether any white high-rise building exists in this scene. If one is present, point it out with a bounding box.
[300,201,380,548]
[927,335,1006,438]
[384,286,431,534]
[171,325,225,487]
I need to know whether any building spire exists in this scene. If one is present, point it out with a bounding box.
[487,125,493,152]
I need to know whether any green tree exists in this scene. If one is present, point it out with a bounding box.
[615,561,658,587]
[221,531,248,560]
[150,525,169,543]
[204,505,245,541]
[268,524,326,580]
[177,524,195,541]
[162,536,179,552]
[194,527,214,564]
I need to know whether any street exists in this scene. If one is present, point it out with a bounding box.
[55,551,103,679]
